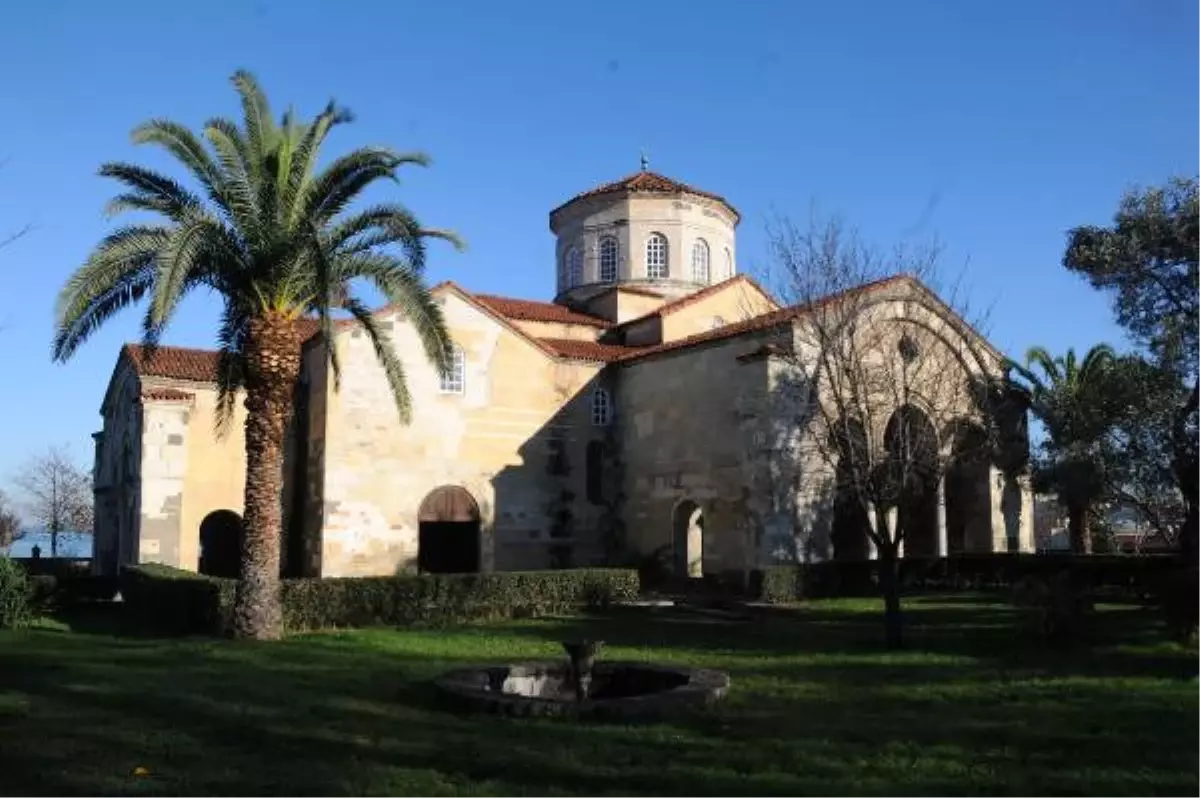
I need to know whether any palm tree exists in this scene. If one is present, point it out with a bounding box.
[1009,344,1118,553]
[53,70,462,640]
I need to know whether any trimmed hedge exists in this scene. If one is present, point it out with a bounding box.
[120,564,640,636]
[749,554,1185,604]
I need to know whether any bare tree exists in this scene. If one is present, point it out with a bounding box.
[758,210,1023,648]
[14,446,93,558]
[0,490,21,551]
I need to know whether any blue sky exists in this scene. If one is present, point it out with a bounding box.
[0,0,1195,484]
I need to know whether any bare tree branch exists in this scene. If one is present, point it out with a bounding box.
[13,446,93,558]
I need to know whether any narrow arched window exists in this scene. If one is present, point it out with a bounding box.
[591,387,612,426]
[566,246,583,288]
[439,344,465,394]
[692,239,710,283]
[724,247,733,280]
[598,236,619,283]
[645,234,668,280]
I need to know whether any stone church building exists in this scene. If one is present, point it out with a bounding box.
[91,169,1034,580]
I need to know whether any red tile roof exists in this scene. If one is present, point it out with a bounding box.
[140,388,195,402]
[473,294,611,329]
[553,171,739,221]
[536,338,636,363]
[124,344,221,383]
[615,275,908,364]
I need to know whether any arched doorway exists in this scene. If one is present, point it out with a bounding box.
[672,500,704,578]
[831,417,872,560]
[945,422,992,553]
[884,404,940,557]
[198,510,242,578]
[418,485,481,574]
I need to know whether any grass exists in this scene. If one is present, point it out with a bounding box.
[0,594,1195,796]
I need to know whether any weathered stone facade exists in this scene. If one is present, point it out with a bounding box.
[92,169,1034,579]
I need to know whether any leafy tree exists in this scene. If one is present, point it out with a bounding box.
[1102,355,1190,546]
[1009,344,1118,553]
[13,447,92,558]
[52,71,462,640]
[1063,177,1198,558]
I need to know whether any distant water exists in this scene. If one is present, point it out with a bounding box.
[3,531,93,559]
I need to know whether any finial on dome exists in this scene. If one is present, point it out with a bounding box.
[639,149,649,172]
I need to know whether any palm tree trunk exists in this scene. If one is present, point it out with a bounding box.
[1068,504,1092,555]
[232,313,303,640]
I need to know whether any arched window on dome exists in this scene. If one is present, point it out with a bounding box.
[598,236,619,283]
[645,233,668,279]
[691,239,710,284]
[566,246,583,288]
[724,247,734,280]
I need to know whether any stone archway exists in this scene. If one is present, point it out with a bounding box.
[945,422,992,553]
[884,404,940,557]
[831,417,872,560]
[198,510,242,578]
[418,485,481,574]
[672,500,704,578]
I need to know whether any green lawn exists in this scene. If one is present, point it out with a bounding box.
[0,595,1195,796]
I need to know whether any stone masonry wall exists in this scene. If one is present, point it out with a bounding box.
[314,291,606,577]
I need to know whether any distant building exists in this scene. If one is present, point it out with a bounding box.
[91,169,1034,580]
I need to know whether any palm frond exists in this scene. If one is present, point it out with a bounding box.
[53,268,155,361]
[204,120,260,235]
[214,301,249,436]
[98,162,202,221]
[283,100,354,226]
[231,70,276,165]
[343,296,413,423]
[148,217,219,331]
[332,251,451,376]
[55,226,170,333]
[131,120,226,210]
[303,148,429,224]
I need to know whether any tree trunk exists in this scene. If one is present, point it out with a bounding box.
[878,542,904,649]
[232,313,303,641]
[1068,504,1092,554]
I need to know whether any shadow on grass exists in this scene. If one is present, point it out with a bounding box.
[0,595,1194,796]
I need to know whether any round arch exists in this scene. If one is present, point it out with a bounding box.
[418,485,481,574]
[671,499,704,578]
[884,404,940,557]
[198,510,242,579]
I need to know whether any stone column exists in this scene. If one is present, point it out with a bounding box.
[936,475,948,557]
[865,507,878,560]
[138,401,191,568]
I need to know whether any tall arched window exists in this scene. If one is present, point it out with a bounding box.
[645,233,668,280]
[598,236,619,283]
[566,246,583,288]
[591,387,612,426]
[724,248,733,280]
[691,239,710,283]
[439,344,465,394]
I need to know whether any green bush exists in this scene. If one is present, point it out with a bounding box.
[750,566,806,604]
[0,557,34,629]
[121,564,640,636]
[1156,566,1198,644]
[1011,571,1095,644]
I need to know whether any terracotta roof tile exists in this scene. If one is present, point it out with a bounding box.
[140,388,195,402]
[616,275,907,364]
[124,344,221,383]
[536,338,636,363]
[553,171,739,221]
[473,294,611,329]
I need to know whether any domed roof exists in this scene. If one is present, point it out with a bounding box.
[550,170,740,223]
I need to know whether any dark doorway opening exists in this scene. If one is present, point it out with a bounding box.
[198,510,242,578]
[418,485,481,574]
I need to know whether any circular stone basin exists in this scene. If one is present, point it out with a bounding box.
[434,661,730,720]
